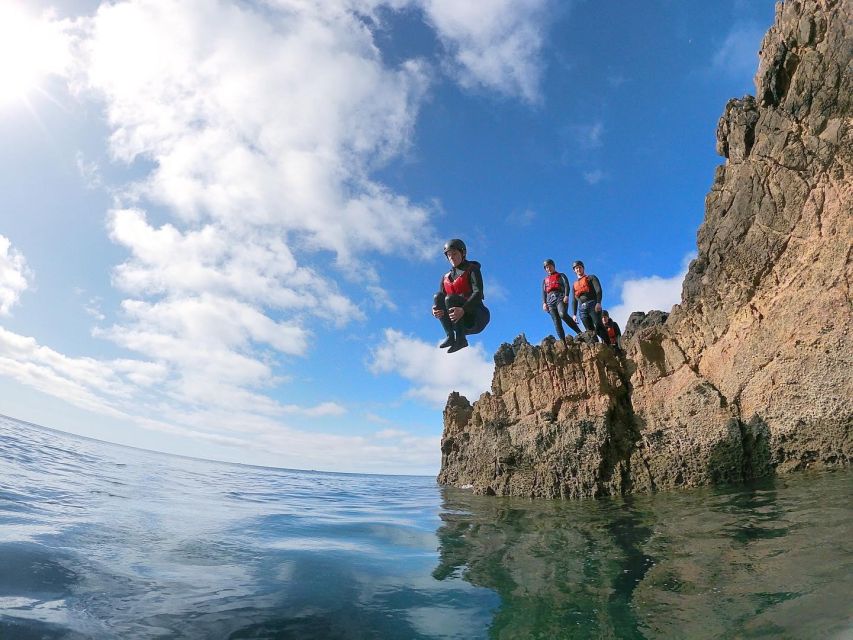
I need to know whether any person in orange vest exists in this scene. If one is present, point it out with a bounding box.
[542,259,582,343]
[432,238,490,353]
[570,260,610,344]
[601,309,622,352]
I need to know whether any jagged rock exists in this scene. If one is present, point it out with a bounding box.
[437,336,633,498]
[438,0,852,498]
[716,96,760,161]
[624,310,670,338]
[574,330,600,345]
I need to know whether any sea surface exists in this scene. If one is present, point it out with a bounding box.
[0,414,851,639]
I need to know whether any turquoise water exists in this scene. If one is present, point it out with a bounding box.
[1,415,850,639]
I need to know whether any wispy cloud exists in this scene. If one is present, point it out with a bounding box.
[582,169,604,185]
[365,411,394,425]
[75,151,103,190]
[281,401,347,417]
[0,236,31,315]
[0,323,440,473]
[373,428,408,439]
[572,120,604,149]
[416,0,552,103]
[712,23,765,80]
[369,328,493,406]
[506,207,537,227]
[606,253,695,330]
[83,296,106,321]
[606,73,626,88]
[0,325,164,417]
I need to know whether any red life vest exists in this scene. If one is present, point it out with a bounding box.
[544,273,563,293]
[443,268,473,296]
[573,275,593,298]
[606,321,617,345]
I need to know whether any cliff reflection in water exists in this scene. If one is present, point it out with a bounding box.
[433,471,852,639]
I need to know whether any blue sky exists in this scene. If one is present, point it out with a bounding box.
[0,0,774,474]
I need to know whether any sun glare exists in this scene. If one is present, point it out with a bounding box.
[0,3,69,108]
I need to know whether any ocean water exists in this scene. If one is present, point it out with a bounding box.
[0,415,851,639]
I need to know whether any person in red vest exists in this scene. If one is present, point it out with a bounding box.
[601,309,622,352]
[541,259,582,343]
[432,238,490,353]
[570,260,610,344]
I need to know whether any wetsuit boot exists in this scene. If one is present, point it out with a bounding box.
[448,332,468,353]
[447,316,468,353]
[435,294,455,348]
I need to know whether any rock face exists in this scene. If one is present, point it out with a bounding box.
[438,0,852,498]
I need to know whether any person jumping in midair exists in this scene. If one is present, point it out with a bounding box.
[432,239,490,353]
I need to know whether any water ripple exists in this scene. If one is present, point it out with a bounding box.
[1,415,851,639]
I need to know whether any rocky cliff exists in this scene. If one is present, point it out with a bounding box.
[438,0,852,498]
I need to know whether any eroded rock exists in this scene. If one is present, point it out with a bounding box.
[438,0,852,498]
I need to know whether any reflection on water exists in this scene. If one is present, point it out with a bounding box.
[434,474,853,639]
[1,415,851,639]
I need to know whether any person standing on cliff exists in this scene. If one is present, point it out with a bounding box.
[542,259,582,343]
[600,310,622,352]
[432,238,490,353]
[570,260,610,344]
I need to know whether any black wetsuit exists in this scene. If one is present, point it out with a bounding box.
[602,317,622,347]
[571,273,610,344]
[542,271,582,340]
[433,260,490,339]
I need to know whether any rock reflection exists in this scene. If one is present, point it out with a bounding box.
[434,488,655,639]
[434,473,853,639]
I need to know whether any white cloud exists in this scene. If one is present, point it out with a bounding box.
[84,300,106,321]
[75,151,103,190]
[0,4,73,107]
[417,0,551,102]
[0,325,161,417]
[282,401,347,417]
[606,253,694,330]
[712,24,765,80]
[485,277,509,303]
[76,0,435,260]
[366,284,398,312]
[369,328,493,406]
[506,207,537,226]
[374,428,409,439]
[365,412,393,425]
[606,73,626,88]
[133,403,439,473]
[582,169,604,185]
[572,120,604,149]
[0,236,31,315]
[0,324,440,472]
[107,209,360,319]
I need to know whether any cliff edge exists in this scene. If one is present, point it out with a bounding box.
[438,0,852,498]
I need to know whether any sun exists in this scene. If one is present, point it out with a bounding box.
[0,3,69,108]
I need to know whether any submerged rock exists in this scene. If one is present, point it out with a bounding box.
[438,0,852,498]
